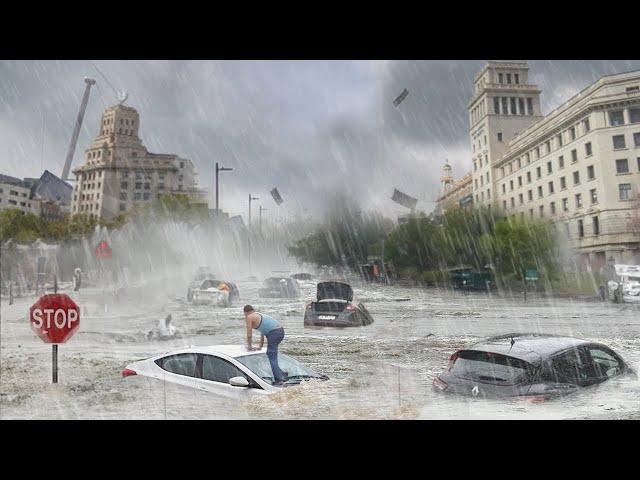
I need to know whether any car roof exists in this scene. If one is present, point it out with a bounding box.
[465,334,591,363]
[157,345,265,359]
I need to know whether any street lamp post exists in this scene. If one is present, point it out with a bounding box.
[259,205,267,237]
[248,194,259,273]
[215,162,233,216]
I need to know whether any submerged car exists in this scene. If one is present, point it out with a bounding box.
[187,278,240,303]
[304,281,374,327]
[433,334,636,401]
[122,345,328,399]
[258,277,300,299]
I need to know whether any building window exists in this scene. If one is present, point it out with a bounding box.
[629,108,640,124]
[538,186,543,198]
[510,97,516,114]
[593,216,599,235]
[143,193,150,200]
[575,193,583,208]
[619,183,632,201]
[120,182,128,190]
[501,183,505,194]
[506,73,512,84]
[535,147,540,159]
[514,73,519,84]
[571,149,578,163]
[590,189,598,204]
[573,171,580,185]
[539,205,544,217]
[558,155,564,169]
[547,161,552,174]
[144,183,151,190]
[501,98,508,115]
[518,98,524,114]
[180,162,185,169]
[557,134,563,147]
[525,153,530,164]
[486,172,490,182]
[570,127,576,141]
[633,132,640,147]
[616,159,629,173]
[562,198,569,211]
[120,192,127,201]
[545,141,551,154]
[527,98,533,115]
[497,132,503,142]
[498,73,504,84]
[510,180,514,191]
[519,193,524,205]
[578,220,584,238]
[550,201,556,215]
[583,118,590,132]
[613,135,626,149]
[158,183,165,190]
[518,176,522,187]
[585,142,592,156]
[503,200,507,210]
[526,171,531,183]
[122,171,129,178]
[548,181,554,194]
[536,166,541,179]
[494,97,500,114]
[511,197,515,207]
[609,110,625,126]
[638,157,640,171]
[528,190,533,201]
[120,203,126,212]
[135,182,142,189]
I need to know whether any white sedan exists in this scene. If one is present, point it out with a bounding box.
[122,345,328,399]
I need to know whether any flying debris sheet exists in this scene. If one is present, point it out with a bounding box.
[391,189,418,209]
[271,187,283,205]
[393,88,409,107]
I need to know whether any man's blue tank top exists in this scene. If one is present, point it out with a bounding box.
[256,313,281,335]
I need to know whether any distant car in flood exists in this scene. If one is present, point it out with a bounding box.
[433,334,636,401]
[187,276,240,304]
[258,277,300,299]
[304,281,374,327]
[122,345,328,399]
[291,273,314,281]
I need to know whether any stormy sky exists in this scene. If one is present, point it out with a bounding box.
[2,60,640,223]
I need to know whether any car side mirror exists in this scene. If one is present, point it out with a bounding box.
[229,376,249,387]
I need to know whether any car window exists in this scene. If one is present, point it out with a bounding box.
[547,349,590,386]
[450,350,533,385]
[236,353,318,385]
[586,346,622,379]
[156,353,198,377]
[201,355,246,384]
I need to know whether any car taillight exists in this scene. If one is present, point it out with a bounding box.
[517,395,548,403]
[433,377,448,391]
[122,368,137,377]
[345,304,356,311]
[447,351,460,371]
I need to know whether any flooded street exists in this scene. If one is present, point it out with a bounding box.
[2,275,639,420]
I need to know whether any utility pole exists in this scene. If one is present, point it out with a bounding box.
[248,194,259,273]
[215,162,233,216]
[259,205,267,237]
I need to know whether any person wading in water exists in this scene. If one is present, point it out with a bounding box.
[243,305,288,385]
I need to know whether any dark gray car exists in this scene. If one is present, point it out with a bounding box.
[433,334,636,401]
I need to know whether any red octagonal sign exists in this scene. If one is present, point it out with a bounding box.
[29,294,80,344]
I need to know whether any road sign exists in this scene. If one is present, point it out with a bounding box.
[525,268,539,281]
[30,293,80,384]
[30,294,80,344]
[95,240,112,258]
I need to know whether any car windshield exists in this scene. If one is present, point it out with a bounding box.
[451,350,533,385]
[236,353,319,385]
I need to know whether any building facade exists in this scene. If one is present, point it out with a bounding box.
[436,61,640,268]
[71,104,206,220]
[0,174,37,214]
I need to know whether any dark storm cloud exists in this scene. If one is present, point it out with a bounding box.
[2,60,640,220]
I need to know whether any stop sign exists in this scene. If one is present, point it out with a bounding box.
[29,294,80,344]
[95,240,112,258]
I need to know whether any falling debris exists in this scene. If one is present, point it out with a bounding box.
[270,187,283,205]
[391,188,418,209]
[393,88,409,107]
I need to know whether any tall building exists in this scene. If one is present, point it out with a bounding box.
[436,61,640,268]
[71,104,206,220]
[0,174,37,214]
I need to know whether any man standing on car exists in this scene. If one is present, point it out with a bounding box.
[243,305,287,385]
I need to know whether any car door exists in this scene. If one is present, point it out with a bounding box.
[155,353,200,390]
[193,354,264,399]
[583,344,626,384]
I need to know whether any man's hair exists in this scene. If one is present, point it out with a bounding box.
[243,304,255,313]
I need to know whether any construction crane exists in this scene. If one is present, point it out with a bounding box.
[61,77,96,181]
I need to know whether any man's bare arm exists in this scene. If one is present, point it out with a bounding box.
[246,315,253,348]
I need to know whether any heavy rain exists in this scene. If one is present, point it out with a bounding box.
[1,60,640,420]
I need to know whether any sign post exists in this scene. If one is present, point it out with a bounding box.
[523,268,539,302]
[29,292,80,384]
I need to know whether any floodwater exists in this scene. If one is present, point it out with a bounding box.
[1,275,639,419]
